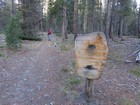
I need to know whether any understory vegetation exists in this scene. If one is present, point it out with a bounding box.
[4,12,22,48]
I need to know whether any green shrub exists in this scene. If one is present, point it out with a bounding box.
[65,75,81,87]
[19,35,42,41]
[63,75,81,94]
[4,12,23,49]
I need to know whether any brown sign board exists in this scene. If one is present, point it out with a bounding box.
[75,32,108,79]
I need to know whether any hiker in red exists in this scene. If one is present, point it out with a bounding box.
[47,28,52,41]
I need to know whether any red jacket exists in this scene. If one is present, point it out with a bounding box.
[48,29,52,35]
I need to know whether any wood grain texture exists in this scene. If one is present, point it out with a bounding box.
[75,32,108,79]
[85,79,93,102]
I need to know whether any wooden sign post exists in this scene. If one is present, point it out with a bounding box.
[75,32,108,102]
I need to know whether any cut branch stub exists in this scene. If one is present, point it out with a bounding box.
[75,32,108,79]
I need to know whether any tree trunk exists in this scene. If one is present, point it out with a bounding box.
[109,0,115,39]
[105,0,111,38]
[119,1,124,40]
[119,16,124,40]
[74,0,77,40]
[109,16,113,38]
[99,0,102,31]
[92,0,96,32]
[115,0,119,37]
[40,0,43,32]
[124,19,128,36]
[85,79,93,102]
[138,8,140,38]
[84,0,88,33]
[78,0,82,34]
[62,4,68,41]
[11,0,15,14]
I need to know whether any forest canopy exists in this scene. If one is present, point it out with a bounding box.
[0,0,140,40]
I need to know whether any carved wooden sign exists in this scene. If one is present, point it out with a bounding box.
[75,32,108,79]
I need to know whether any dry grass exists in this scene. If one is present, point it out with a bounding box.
[62,75,81,95]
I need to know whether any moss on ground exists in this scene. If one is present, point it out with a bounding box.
[128,67,140,78]
[120,98,135,105]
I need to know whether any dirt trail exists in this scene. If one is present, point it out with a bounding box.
[0,37,140,105]
[0,40,72,105]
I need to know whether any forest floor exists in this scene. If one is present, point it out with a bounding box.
[0,33,140,105]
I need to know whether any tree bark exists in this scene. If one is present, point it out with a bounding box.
[119,16,124,40]
[62,3,68,41]
[138,8,140,38]
[115,0,119,37]
[99,0,102,31]
[11,0,15,14]
[109,0,115,39]
[74,0,77,40]
[92,0,96,32]
[85,79,93,102]
[40,0,43,32]
[84,0,88,33]
[119,1,124,40]
[105,0,111,38]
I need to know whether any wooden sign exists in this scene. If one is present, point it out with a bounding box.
[75,32,108,79]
